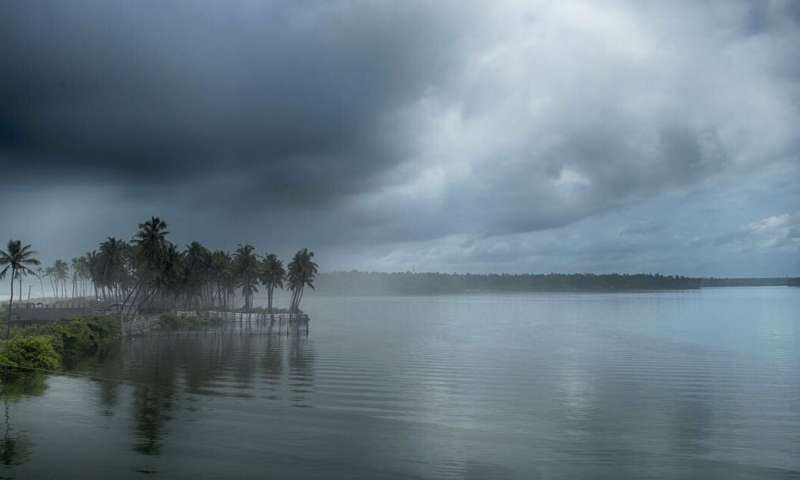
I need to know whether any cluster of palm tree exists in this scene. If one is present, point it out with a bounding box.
[42,259,70,298]
[2,217,319,331]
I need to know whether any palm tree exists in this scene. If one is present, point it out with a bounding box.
[233,245,259,311]
[287,248,318,313]
[0,241,41,338]
[184,241,211,307]
[259,254,285,312]
[84,251,101,300]
[15,271,22,303]
[53,260,69,298]
[35,268,45,299]
[126,217,171,313]
[98,237,130,301]
[133,217,169,270]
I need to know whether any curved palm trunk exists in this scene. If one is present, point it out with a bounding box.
[296,286,305,312]
[290,285,305,313]
[6,268,15,338]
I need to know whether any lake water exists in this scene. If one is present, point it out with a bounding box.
[1,287,799,479]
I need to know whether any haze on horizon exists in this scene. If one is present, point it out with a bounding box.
[1,0,799,279]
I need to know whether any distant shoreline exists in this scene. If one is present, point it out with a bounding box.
[312,271,800,296]
[2,274,799,300]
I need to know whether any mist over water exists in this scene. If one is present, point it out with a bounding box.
[2,287,798,479]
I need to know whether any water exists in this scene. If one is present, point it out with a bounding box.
[1,287,799,479]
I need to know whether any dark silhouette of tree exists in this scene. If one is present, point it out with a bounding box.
[312,271,712,295]
[52,259,69,298]
[121,217,172,319]
[35,267,45,299]
[210,250,235,308]
[183,241,212,307]
[287,249,318,313]
[233,244,259,311]
[259,253,285,312]
[0,241,40,338]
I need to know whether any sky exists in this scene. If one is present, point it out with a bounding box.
[1,0,799,277]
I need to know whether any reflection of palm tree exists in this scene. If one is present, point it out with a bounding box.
[132,386,165,455]
[288,336,314,407]
[0,374,47,466]
[0,240,41,338]
[0,399,32,466]
[263,336,283,384]
[127,336,178,456]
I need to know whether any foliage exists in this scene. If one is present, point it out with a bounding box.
[0,316,119,379]
[0,336,60,373]
[51,317,118,356]
[12,316,118,357]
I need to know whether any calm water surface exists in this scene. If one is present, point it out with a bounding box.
[1,287,799,479]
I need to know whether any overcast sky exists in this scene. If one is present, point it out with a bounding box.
[1,0,798,277]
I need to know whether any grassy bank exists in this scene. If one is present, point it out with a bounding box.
[0,316,119,378]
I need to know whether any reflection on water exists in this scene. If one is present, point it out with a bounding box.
[0,288,798,479]
[89,332,318,456]
[0,374,46,467]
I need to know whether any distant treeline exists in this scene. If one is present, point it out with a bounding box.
[699,277,800,287]
[315,271,800,295]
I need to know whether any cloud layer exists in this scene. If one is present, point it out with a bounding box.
[1,0,798,275]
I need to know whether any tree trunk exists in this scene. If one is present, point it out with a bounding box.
[7,269,15,339]
[295,286,305,313]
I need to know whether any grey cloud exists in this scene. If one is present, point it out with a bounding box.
[0,0,468,203]
[1,0,798,275]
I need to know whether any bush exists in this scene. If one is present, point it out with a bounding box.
[20,316,118,357]
[0,336,61,373]
[1,316,120,378]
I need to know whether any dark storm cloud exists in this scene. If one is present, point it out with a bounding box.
[0,0,467,203]
[1,0,798,275]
